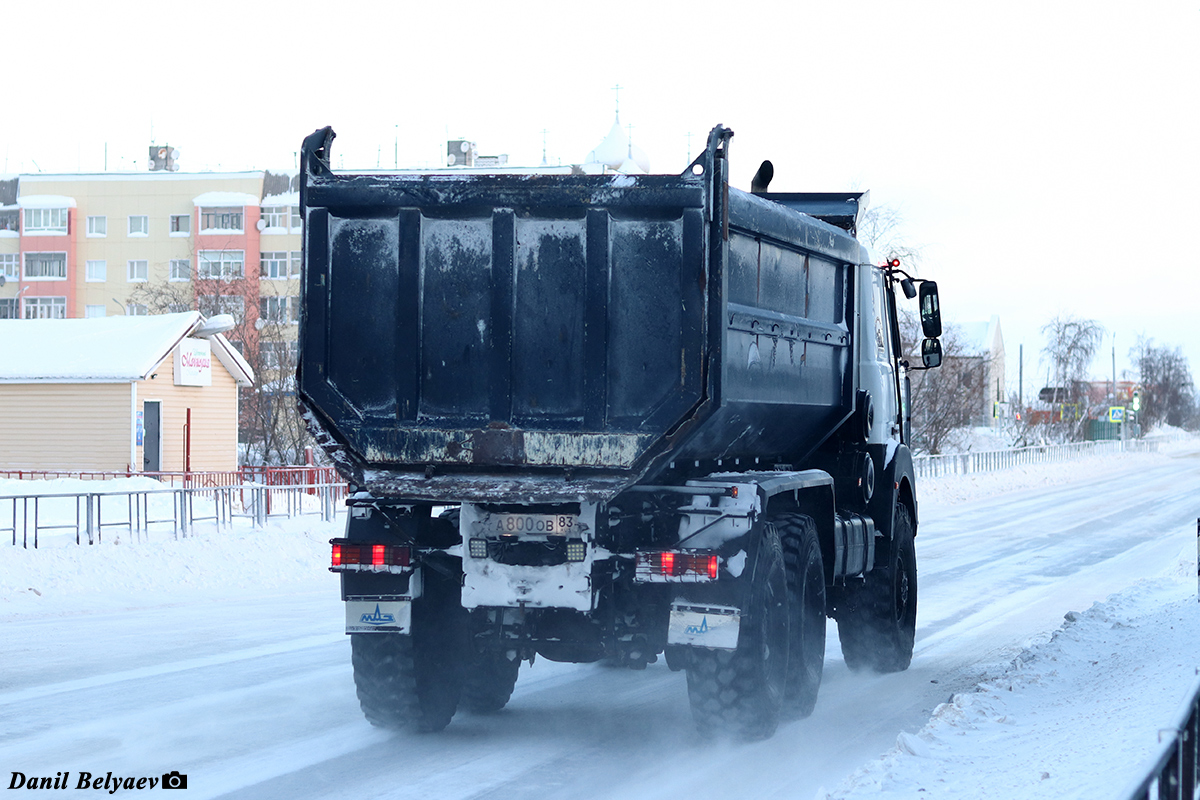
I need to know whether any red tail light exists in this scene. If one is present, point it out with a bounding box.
[330,541,411,572]
[634,550,719,583]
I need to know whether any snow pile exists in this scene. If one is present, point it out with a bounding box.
[919,448,1174,508]
[824,548,1200,800]
[0,513,336,616]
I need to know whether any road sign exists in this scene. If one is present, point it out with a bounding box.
[1109,406,1126,423]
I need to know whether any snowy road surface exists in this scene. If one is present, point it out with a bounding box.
[1,443,1198,799]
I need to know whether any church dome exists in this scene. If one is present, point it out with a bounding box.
[586,117,650,173]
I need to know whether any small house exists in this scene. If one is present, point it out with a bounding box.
[0,312,253,473]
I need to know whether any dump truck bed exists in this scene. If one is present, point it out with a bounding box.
[297,127,867,501]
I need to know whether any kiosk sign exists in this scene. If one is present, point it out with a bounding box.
[175,338,212,386]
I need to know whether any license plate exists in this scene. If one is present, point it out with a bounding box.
[345,600,411,634]
[489,513,578,536]
[668,604,740,650]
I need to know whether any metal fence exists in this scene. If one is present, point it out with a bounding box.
[2,481,345,548]
[1122,673,1200,800]
[0,465,345,492]
[912,438,1162,479]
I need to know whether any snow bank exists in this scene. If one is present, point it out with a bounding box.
[823,544,1200,799]
[919,440,1194,509]
[0,513,338,617]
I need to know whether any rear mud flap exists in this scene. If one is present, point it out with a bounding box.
[346,600,412,634]
[668,603,740,650]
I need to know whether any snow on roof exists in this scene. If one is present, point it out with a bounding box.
[0,312,201,383]
[17,195,77,209]
[261,191,299,206]
[192,191,260,208]
[956,316,1003,356]
[210,333,255,387]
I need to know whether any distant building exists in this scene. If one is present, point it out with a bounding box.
[955,316,1006,425]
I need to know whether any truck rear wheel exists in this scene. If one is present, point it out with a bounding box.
[685,527,789,740]
[837,501,917,673]
[462,650,521,714]
[775,513,826,719]
[350,563,467,732]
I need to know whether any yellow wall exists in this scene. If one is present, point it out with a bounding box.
[0,383,132,471]
[136,346,240,472]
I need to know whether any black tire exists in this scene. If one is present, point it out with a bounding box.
[350,561,467,732]
[685,526,789,740]
[837,501,917,673]
[462,650,521,714]
[775,513,826,720]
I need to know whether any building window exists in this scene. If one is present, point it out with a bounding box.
[199,294,245,321]
[200,207,243,232]
[24,252,67,280]
[0,298,16,319]
[170,259,191,281]
[127,260,148,282]
[24,207,69,234]
[259,295,292,323]
[126,303,148,316]
[197,250,244,279]
[86,260,107,282]
[170,214,191,235]
[0,210,17,232]
[261,206,288,229]
[0,254,17,280]
[85,304,106,318]
[290,251,302,277]
[23,297,66,319]
[260,251,290,279]
[260,340,298,370]
[87,215,107,237]
[290,207,302,231]
[128,215,149,236]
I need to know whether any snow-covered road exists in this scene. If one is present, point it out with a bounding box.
[1,443,1197,799]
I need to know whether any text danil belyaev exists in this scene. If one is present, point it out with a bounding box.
[8,771,188,791]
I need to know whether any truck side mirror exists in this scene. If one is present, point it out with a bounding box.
[919,281,941,338]
[921,337,943,369]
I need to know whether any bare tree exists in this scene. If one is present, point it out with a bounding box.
[1129,337,1197,431]
[899,310,990,454]
[858,203,922,266]
[1040,315,1104,404]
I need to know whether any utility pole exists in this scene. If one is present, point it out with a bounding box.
[1111,333,1116,401]
[1018,343,1023,408]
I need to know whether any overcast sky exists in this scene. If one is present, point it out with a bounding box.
[6,0,1197,395]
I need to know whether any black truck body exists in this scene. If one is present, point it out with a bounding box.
[299,125,942,739]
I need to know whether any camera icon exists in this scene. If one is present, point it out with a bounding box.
[161,771,188,790]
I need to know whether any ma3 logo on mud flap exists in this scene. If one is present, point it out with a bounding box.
[670,605,740,649]
[360,604,395,626]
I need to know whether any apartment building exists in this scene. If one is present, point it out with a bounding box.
[0,169,301,372]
